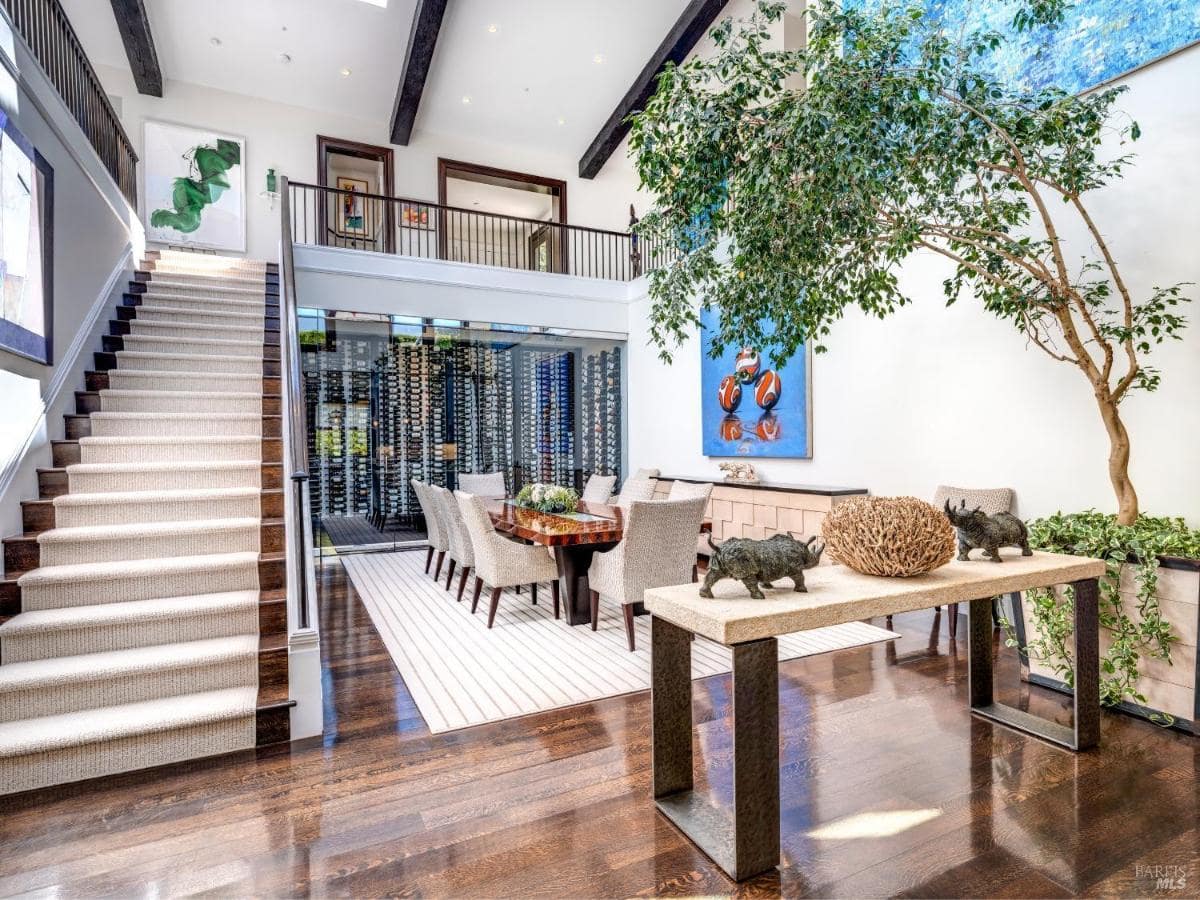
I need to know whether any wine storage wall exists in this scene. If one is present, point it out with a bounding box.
[303,330,623,523]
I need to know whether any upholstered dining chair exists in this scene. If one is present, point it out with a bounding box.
[614,468,660,507]
[931,484,1016,639]
[587,496,708,651]
[667,480,714,582]
[430,485,476,602]
[411,479,450,580]
[667,479,713,502]
[455,491,561,628]
[582,473,618,503]
[457,472,507,499]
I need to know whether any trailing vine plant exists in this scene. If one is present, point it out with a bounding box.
[1008,511,1200,715]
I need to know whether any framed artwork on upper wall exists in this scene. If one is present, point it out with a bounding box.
[700,308,811,459]
[0,111,54,365]
[845,0,1200,94]
[143,120,246,252]
[336,176,370,236]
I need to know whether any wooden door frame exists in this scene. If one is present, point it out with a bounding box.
[437,158,568,270]
[317,135,396,252]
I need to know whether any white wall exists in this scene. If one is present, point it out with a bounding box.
[0,14,141,547]
[94,64,647,263]
[626,44,1200,524]
[294,244,629,336]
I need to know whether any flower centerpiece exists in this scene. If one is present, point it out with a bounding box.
[515,483,579,514]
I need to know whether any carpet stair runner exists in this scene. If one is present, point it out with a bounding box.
[0,249,292,796]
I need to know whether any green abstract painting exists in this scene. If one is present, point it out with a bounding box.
[144,121,246,252]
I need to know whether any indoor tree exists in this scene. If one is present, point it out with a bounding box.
[629,0,1190,525]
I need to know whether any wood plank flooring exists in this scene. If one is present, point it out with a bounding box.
[0,553,1196,898]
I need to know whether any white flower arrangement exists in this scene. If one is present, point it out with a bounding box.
[515,482,580,513]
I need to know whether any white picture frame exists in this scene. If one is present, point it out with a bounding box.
[143,120,246,252]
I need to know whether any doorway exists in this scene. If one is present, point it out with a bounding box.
[318,136,395,253]
[437,159,567,273]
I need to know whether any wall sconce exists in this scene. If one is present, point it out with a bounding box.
[260,167,281,210]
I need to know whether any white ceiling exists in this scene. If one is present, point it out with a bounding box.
[60,0,692,154]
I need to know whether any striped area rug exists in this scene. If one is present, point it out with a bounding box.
[343,551,900,734]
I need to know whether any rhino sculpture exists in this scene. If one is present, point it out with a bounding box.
[700,533,824,599]
[943,499,1033,563]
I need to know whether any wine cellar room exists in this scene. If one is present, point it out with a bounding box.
[298,309,626,553]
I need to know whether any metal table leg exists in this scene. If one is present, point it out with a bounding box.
[969,576,1100,750]
[651,615,780,881]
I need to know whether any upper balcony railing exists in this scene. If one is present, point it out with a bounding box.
[288,181,678,282]
[3,0,138,206]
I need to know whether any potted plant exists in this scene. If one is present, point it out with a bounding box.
[515,483,580,514]
[629,0,1196,725]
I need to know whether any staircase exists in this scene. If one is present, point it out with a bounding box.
[0,250,292,795]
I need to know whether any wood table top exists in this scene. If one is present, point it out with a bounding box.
[485,499,626,547]
[644,550,1106,645]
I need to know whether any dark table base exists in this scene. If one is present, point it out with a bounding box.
[648,576,1102,882]
[554,543,616,627]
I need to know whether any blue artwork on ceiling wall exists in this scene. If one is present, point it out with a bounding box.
[700,308,811,459]
[846,0,1200,94]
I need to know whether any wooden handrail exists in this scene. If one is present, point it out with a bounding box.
[1,0,139,206]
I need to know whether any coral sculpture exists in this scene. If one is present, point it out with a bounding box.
[822,496,956,577]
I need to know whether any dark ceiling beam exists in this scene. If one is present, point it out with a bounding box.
[390,0,449,146]
[109,0,162,97]
[578,0,727,179]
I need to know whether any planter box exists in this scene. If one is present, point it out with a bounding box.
[1011,556,1200,732]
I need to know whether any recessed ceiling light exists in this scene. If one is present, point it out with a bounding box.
[556,116,566,126]
[210,36,222,47]
[593,53,605,64]
[340,67,352,77]
[486,23,499,33]
[461,95,471,104]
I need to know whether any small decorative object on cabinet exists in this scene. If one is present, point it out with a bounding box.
[700,534,824,599]
[943,499,1033,562]
[823,496,955,577]
[718,461,758,484]
[515,483,579,514]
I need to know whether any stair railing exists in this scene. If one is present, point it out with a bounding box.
[278,176,313,632]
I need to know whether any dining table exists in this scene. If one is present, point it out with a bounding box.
[484,498,710,627]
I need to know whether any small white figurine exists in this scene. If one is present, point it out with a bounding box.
[719,461,759,484]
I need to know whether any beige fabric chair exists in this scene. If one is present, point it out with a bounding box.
[582,473,618,503]
[667,481,714,582]
[931,484,1016,639]
[430,485,476,602]
[456,491,561,628]
[411,479,450,579]
[615,474,658,507]
[458,472,507,499]
[667,479,713,502]
[588,496,708,651]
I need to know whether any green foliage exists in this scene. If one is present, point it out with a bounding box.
[150,138,241,234]
[298,330,325,348]
[1004,511,1200,717]
[514,483,580,514]
[629,0,1189,376]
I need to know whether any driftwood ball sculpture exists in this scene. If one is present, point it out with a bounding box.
[822,496,956,577]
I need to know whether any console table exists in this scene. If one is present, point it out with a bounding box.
[643,549,1105,882]
[652,476,867,543]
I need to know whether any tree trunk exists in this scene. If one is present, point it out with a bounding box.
[1095,391,1139,525]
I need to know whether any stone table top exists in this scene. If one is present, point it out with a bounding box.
[644,549,1106,645]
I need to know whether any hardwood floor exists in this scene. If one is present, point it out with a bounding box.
[0,554,1196,897]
